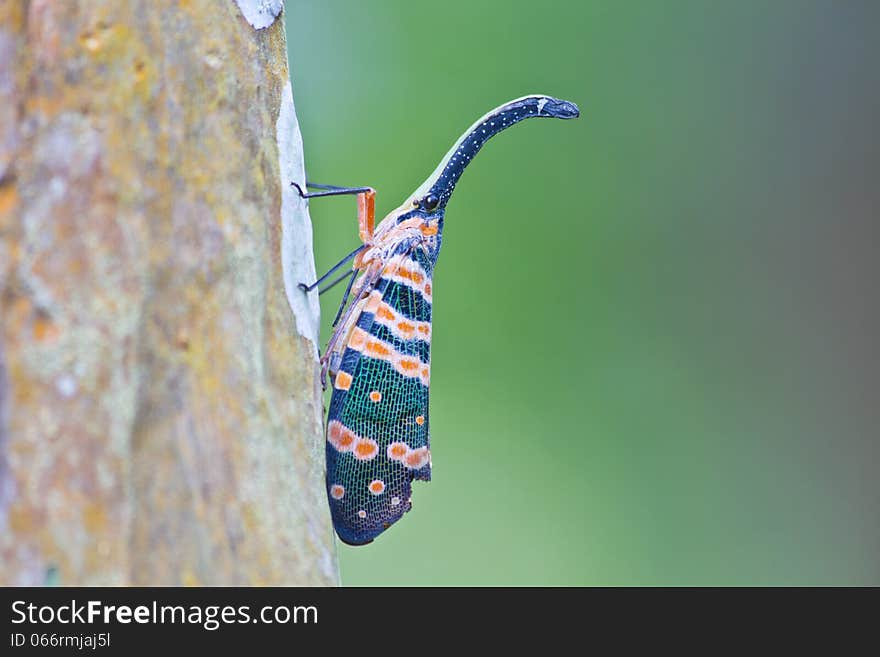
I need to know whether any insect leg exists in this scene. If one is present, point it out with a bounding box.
[291,181,374,199]
[293,179,377,249]
[315,269,355,296]
[319,264,382,382]
[305,182,366,191]
[298,244,364,292]
[357,188,376,242]
[331,269,358,327]
[291,181,376,242]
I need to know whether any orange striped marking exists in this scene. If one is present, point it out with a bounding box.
[373,302,431,342]
[345,330,431,384]
[382,257,432,302]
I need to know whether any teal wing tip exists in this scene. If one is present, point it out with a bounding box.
[337,533,375,547]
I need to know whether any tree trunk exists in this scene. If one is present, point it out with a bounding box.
[0,1,337,585]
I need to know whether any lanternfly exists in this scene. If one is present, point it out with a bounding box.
[294,95,580,545]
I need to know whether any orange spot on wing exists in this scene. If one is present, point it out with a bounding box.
[397,321,415,338]
[368,479,386,495]
[334,371,352,390]
[338,430,355,450]
[395,266,424,286]
[357,510,367,519]
[369,390,382,403]
[377,305,395,321]
[353,437,379,460]
[330,485,345,500]
[387,442,408,461]
[398,358,420,372]
[348,327,368,350]
[364,291,382,314]
[420,223,438,236]
[366,340,392,358]
[417,323,431,337]
[404,447,430,470]
[415,415,425,425]
[424,282,432,297]
[328,421,357,452]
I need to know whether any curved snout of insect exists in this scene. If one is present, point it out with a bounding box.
[542,97,580,119]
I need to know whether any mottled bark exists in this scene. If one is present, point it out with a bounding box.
[0,1,337,585]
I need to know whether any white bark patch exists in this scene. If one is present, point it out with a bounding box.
[277,79,320,350]
[234,0,284,30]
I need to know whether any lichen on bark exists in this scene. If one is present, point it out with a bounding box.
[0,0,336,585]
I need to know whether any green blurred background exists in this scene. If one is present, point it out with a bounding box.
[286,1,879,585]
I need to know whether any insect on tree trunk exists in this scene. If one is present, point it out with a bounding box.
[0,1,337,585]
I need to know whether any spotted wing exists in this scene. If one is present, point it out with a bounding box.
[325,246,434,545]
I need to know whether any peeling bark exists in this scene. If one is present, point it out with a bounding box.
[0,1,336,585]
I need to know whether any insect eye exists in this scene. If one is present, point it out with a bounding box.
[422,194,439,211]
